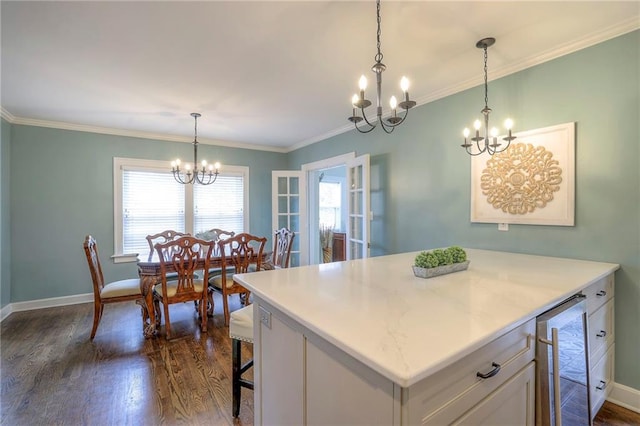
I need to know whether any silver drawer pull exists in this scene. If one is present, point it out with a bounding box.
[596,380,607,391]
[596,290,607,297]
[476,362,501,379]
[596,330,607,338]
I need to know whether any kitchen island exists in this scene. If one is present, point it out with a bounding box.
[234,248,619,425]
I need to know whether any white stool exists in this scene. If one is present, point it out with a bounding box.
[229,304,254,417]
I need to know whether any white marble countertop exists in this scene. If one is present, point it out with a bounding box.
[234,249,619,387]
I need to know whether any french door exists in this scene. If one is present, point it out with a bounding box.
[271,171,306,267]
[272,153,370,266]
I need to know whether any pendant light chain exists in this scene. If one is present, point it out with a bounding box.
[375,0,383,64]
[483,45,489,110]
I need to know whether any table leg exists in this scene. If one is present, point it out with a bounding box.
[139,274,158,338]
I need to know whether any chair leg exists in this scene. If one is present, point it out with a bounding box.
[223,294,230,327]
[232,338,241,417]
[200,296,208,333]
[90,302,103,340]
[163,301,172,339]
[207,288,215,317]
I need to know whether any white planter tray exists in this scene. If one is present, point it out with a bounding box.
[412,260,470,279]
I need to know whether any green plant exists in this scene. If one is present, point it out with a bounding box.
[414,251,439,268]
[415,246,468,268]
[432,249,453,266]
[446,246,467,263]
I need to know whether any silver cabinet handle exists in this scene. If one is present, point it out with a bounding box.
[596,330,607,338]
[476,362,501,379]
[596,380,607,391]
[596,290,607,297]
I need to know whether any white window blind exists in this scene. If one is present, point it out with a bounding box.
[114,157,249,260]
[194,174,244,235]
[122,170,185,257]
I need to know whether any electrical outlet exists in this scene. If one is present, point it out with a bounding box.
[498,223,509,231]
[259,306,272,329]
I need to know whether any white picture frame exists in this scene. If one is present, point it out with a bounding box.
[470,122,575,226]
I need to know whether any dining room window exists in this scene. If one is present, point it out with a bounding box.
[113,157,249,261]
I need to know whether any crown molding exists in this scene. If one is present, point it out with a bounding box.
[0,107,15,122]
[4,114,288,153]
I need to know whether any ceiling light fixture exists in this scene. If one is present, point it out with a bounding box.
[462,37,516,156]
[171,113,220,185]
[348,0,415,134]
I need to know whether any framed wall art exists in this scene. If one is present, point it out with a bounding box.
[470,122,575,226]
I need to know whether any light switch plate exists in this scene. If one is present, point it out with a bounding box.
[259,306,272,329]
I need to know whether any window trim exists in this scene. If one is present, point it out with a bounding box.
[113,157,249,262]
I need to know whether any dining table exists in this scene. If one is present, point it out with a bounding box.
[137,249,270,338]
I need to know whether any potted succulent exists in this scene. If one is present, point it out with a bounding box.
[413,246,470,278]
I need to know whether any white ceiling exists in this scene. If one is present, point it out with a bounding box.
[1,1,638,152]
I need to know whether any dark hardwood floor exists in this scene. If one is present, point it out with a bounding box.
[1,294,253,425]
[1,295,639,425]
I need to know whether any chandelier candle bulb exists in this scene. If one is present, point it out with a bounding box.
[390,96,397,111]
[401,76,409,93]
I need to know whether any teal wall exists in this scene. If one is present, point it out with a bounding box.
[4,32,638,390]
[1,118,10,309]
[9,125,286,302]
[288,32,640,390]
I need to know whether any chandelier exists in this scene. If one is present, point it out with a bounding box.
[462,37,516,156]
[171,113,220,185]
[348,0,415,134]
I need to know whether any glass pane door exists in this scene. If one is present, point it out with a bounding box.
[346,154,370,260]
[272,171,306,266]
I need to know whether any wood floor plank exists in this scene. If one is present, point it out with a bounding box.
[1,294,637,425]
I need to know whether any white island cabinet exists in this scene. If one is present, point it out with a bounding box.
[234,249,619,425]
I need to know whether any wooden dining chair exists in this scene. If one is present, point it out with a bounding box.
[265,227,296,270]
[83,235,145,340]
[195,228,237,315]
[145,230,189,261]
[153,236,214,339]
[209,233,267,326]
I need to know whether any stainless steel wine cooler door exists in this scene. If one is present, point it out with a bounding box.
[536,295,591,426]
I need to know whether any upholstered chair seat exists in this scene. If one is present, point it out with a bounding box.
[153,279,206,299]
[101,279,142,299]
[229,305,254,343]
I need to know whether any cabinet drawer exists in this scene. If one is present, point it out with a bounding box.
[452,362,535,426]
[590,345,614,420]
[404,319,536,425]
[583,274,614,315]
[588,299,614,367]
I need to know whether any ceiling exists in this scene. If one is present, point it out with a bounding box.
[1,1,638,152]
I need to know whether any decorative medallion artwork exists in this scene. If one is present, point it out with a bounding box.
[471,122,575,226]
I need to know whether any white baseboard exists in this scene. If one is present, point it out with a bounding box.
[0,303,12,322]
[1,293,93,322]
[608,382,640,413]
